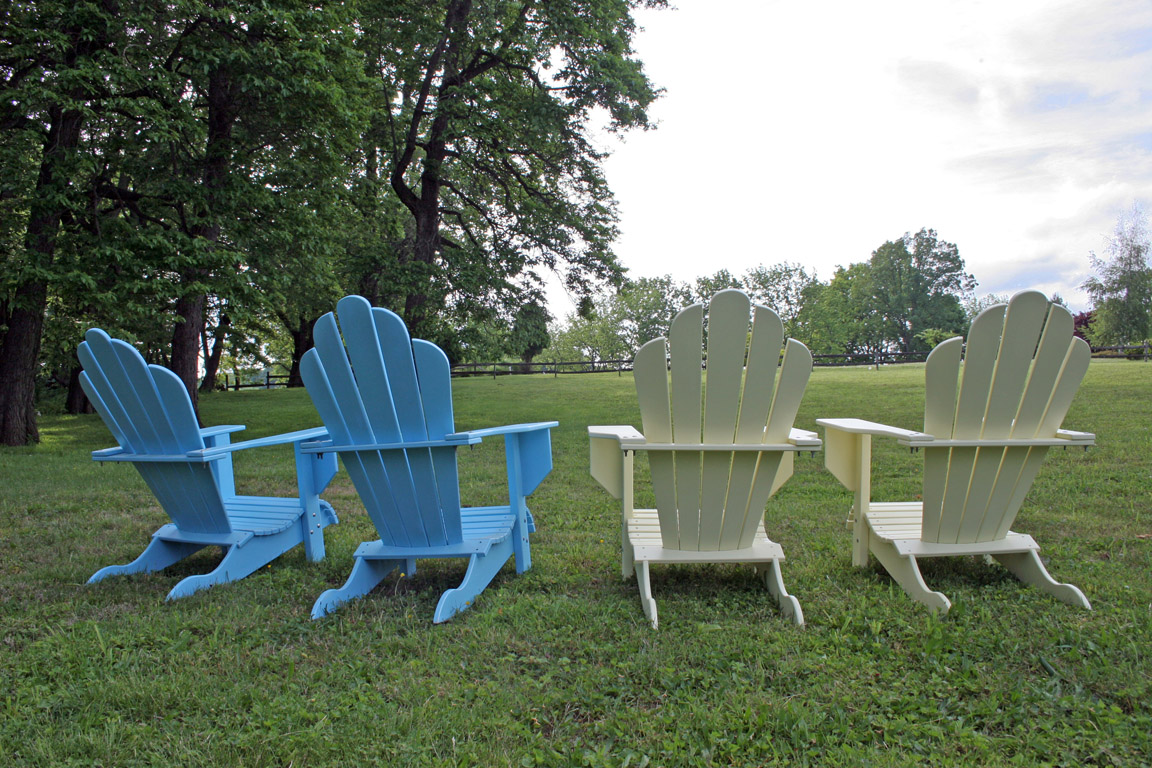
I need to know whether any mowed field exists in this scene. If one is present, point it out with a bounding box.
[1,360,1149,766]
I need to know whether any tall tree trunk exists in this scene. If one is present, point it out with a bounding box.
[65,365,93,414]
[286,316,319,388]
[170,63,237,411]
[0,295,47,444]
[391,0,473,339]
[198,313,229,392]
[170,292,206,405]
[0,101,85,445]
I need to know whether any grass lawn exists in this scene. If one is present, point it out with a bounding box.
[1,360,1149,766]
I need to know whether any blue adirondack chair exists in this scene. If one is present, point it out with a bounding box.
[301,295,557,622]
[79,329,339,600]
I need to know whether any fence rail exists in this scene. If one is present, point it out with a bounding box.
[215,342,1150,390]
[450,342,1149,379]
[221,371,291,390]
[451,359,634,378]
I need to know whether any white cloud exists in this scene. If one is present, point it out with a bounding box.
[550,0,1152,316]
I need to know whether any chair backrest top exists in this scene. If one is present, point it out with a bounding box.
[919,290,1091,545]
[304,295,455,447]
[924,290,1090,441]
[77,328,204,456]
[635,289,812,447]
[632,289,813,551]
[301,295,463,549]
[78,329,231,535]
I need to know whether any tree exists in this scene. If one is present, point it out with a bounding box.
[691,269,741,305]
[741,262,818,338]
[1083,206,1152,346]
[0,0,121,444]
[107,1,366,410]
[0,1,368,442]
[541,274,689,363]
[508,302,550,364]
[2,1,664,442]
[963,292,1010,321]
[360,0,665,343]
[868,228,974,353]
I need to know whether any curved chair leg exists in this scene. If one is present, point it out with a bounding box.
[166,527,302,600]
[635,560,658,629]
[311,556,405,619]
[757,560,805,626]
[88,538,204,584]
[992,551,1091,610]
[434,536,514,623]
[870,540,952,613]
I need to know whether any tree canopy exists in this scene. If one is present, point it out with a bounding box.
[1083,207,1152,346]
[544,231,976,363]
[0,0,665,444]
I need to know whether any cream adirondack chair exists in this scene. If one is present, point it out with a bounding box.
[589,289,820,628]
[818,290,1094,613]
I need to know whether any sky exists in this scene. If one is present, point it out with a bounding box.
[550,0,1152,317]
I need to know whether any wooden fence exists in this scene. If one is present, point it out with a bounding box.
[450,342,1150,379]
[221,371,291,390]
[215,342,1150,389]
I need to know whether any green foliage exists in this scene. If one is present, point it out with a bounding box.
[741,261,819,338]
[548,235,973,363]
[914,327,956,349]
[544,274,690,361]
[509,303,552,364]
[690,269,741,304]
[2,0,664,436]
[963,292,1011,321]
[867,228,974,353]
[1,362,1149,765]
[1083,206,1152,346]
[794,263,888,356]
[356,0,665,341]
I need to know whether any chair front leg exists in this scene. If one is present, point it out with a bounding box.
[295,443,339,562]
[823,426,873,567]
[621,449,635,579]
[504,432,532,574]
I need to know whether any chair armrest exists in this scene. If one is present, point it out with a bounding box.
[1056,429,1095,445]
[817,418,932,492]
[91,446,226,463]
[200,425,246,439]
[190,427,331,460]
[587,425,646,445]
[788,428,822,448]
[298,433,482,454]
[588,426,642,498]
[816,417,934,444]
[818,418,1095,449]
[448,421,559,440]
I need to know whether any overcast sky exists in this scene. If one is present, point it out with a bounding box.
[553,0,1152,316]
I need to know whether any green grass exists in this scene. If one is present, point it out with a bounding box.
[1,361,1150,766]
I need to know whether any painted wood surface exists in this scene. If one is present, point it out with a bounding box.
[302,295,556,622]
[588,289,818,627]
[817,290,1093,613]
[78,329,338,602]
